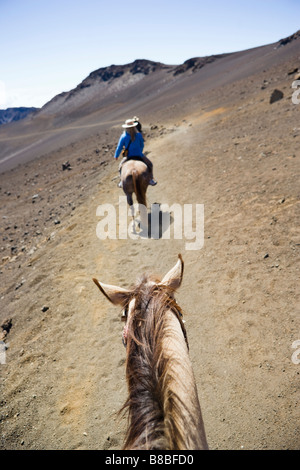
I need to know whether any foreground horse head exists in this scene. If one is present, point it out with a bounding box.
[121,159,150,231]
[93,255,208,450]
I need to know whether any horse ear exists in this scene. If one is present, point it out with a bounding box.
[93,278,130,306]
[159,254,184,291]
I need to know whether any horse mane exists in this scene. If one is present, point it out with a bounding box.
[120,274,199,450]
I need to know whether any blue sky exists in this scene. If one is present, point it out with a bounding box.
[1,0,299,108]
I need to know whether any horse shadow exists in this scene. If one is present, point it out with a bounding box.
[138,203,174,239]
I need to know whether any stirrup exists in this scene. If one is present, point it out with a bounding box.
[149,179,157,186]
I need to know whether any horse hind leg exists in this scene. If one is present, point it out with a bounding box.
[126,193,133,207]
[127,194,137,234]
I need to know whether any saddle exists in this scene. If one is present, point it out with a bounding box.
[126,155,143,162]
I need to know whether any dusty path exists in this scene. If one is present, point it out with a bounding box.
[0,66,299,449]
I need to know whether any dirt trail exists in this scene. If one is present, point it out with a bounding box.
[1,67,299,449]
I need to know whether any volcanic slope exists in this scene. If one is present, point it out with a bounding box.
[0,30,299,172]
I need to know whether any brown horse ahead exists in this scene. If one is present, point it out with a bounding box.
[121,159,150,231]
[93,255,208,450]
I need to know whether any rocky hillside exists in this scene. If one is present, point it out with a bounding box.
[2,29,299,129]
[38,59,172,117]
[35,29,300,120]
[172,53,231,75]
[0,30,299,173]
[0,107,38,126]
[277,29,300,47]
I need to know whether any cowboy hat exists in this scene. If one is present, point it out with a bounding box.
[122,119,138,128]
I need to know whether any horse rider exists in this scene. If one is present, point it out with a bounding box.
[114,118,157,188]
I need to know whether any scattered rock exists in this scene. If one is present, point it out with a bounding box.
[287,67,299,76]
[15,279,25,290]
[1,318,12,339]
[269,89,284,104]
[261,80,269,90]
[62,161,72,171]
[41,306,49,312]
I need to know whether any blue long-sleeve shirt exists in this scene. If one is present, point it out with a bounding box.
[114,131,144,159]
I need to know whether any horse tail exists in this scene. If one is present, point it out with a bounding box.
[132,170,147,207]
